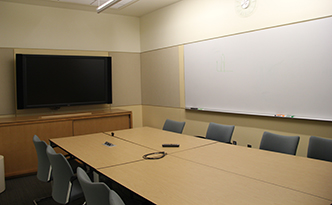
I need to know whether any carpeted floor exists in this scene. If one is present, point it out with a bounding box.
[0,174,84,205]
[0,174,154,205]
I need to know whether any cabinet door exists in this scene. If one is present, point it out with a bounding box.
[0,121,72,177]
[73,115,130,136]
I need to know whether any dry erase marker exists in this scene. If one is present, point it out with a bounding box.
[275,114,285,117]
[275,114,294,118]
[191,108,204,111]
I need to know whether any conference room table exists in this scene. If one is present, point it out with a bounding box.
[50,127,332,205]
[50,132,155,169]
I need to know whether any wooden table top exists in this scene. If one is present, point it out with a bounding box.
[99,154,331,205]
[172,142,332,201]
[51,127,332,204]
[107,127,217,154]
[50,132,154,169]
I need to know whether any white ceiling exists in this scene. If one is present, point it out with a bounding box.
[1,0,181,17]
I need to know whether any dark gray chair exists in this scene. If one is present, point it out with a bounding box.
[205,122,235,143]
[77,167,125,205]
[33,135,52,205]
[259,131,300,155]
[307,136,332,162]
[46,145,84,204]
[162,119,186,134]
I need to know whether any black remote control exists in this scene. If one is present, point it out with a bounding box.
[162,144,180,147]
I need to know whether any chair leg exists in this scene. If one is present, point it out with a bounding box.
[33,196,52,205]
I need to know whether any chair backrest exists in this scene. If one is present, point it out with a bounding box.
[205,122,235,143]
[307,136,332,162]
[77,167,125,205]
[46,145,79,204]
[259,131,300,155]
[162,119,186,134]
[33,135,52,182]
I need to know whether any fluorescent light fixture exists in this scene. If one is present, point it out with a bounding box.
[110,0,137,9]
[97,0,121,13]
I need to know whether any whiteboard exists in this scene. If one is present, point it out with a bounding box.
[184,17,332,121]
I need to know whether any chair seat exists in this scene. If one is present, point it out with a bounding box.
[70,180,84,202]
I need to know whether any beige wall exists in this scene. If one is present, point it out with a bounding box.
[0,48,15,116]
[0,1,140,52]
[140,0,332,157]
[140,0,332,52]
[109,52,141,107]
[110,51,143,128]
[141,46,180,107]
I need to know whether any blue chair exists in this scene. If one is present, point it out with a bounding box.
[33,135,52,183]
[259,132,300,155]
[77,167,125,205]
[307,136,332,162]
[46,145,84,204]
[32,135,52,205]
[205,122,235,143]
[162,119,186,134]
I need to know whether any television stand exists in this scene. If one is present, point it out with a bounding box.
[50,106,61,111]
[40,112,92,119]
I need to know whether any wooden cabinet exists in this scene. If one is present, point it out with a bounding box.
[0,109,132,178]
[73,115,131,135]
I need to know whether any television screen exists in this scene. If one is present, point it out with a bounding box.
[16,54,112,109]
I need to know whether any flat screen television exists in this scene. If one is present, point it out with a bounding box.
[16,54,112,110]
